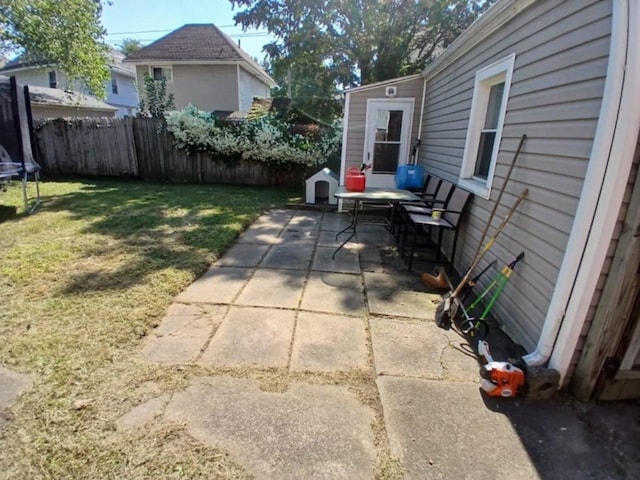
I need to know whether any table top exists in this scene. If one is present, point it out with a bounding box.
[334,186,420,202]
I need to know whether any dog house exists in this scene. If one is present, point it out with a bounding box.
[305,168,339,205]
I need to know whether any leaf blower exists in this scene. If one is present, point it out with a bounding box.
[478,340,525,398]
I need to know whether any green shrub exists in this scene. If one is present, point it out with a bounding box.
[166,105,342,172]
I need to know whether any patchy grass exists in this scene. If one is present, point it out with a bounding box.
[0,179,299,479]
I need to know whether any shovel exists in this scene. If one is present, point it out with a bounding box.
[435,189,528,329]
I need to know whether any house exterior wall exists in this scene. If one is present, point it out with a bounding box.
[238,66,271,112]
[136,64,240,112]
[343,76,425,177]
[9,67,137,117]
[417,0,613,350]
[105,71,138,117]
[9,67,71,90]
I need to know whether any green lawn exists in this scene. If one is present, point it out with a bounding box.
[0,179,300,479]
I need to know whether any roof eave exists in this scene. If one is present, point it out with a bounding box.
[420,0,538,79]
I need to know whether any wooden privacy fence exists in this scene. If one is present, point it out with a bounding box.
[34,117,303,186]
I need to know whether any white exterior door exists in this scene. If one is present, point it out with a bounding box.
[364,99,414,188]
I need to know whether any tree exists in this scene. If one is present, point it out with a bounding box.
[230,0,496,88]
[138,73,175,119]
[0,0,110,98]
[118,38,143,57]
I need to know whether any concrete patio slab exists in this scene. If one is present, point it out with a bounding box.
[255,209,295,226]
[141,304,225,363]
[288,212,323,230]
[316,230,342,247]
[235,268,307,308]
[377,377,538,480]
[176,266,253,304]
[312,245,360,274]
[370,318,449,378]
[300,271,365,315]
[260,243,316,270]
[164,376,376,480]
[200,307,295,368]
[215,243,270,267]
[279,228,318,244]
[364,271,440,319]
[0,366,33,409]
[116,395,170,431]
[290,312,369,372]
[236,224,285,244]
[441,336,484,383]
[320,212,352,232]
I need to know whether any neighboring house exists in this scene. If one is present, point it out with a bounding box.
[28,85,117,119]
[340,0,640,400]
[0,50,138,118]
[123,24,277,113]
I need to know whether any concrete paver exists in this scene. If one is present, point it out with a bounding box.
[141,305,225,363]
[116,395,170,431]
[138,208,640,480]
[290,312,369,372]
[370,318,449,378]
[235,268,307,308]
[300,271,365,315]
[279,228,318,244]
[236,224,285,244]
[164,376,377,480]
[0,366,33,409]
[177,266,253,304]
[214,243,270,267]
[319,212,352,232]
[377,377,539,480]
[288,212,322,230]
[316,230,342,247]
[261,243,316,270]
[200,307,295,367]
[364,271,440,319]
[312,245,361,273]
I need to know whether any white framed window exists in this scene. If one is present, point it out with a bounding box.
[48,70,57,88]
[459,53,515,198]
[111,73,118,94]
[150,65,173,82]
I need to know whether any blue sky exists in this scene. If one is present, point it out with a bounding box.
[101,0,275,61]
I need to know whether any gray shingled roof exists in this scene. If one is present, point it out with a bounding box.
[0,49,135,77]
[124,24,276,86]
[27,85,117,111]
[124,24,243,61]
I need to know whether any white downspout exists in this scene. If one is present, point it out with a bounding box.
[523,0,640,383]
[338,91,351,212]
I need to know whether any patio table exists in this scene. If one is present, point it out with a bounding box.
[333,186,419,259]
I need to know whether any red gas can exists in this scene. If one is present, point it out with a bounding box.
[346,168,366,192]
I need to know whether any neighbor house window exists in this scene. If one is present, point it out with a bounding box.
[48,70,57,88]
[111,73,118,94]
[459,53,515,198]
[151,66,172,82]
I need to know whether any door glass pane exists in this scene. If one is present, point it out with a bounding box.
[475,131,496,179]
[373,144,400,173]
[484,82,505,129]
[375,110,403,141]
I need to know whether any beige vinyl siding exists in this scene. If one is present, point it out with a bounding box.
[238,67,271,112]
[418,0,612,350]
[136,64,239,112]
[343,77,424,177]
[171,65,238,112]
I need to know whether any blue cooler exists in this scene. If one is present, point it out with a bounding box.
[395,164,424,190]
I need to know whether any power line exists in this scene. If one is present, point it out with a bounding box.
[106,24,234,35]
